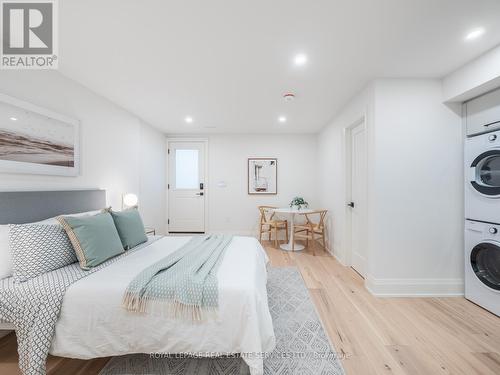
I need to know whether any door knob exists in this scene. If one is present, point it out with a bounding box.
[195,192,204,196]
[347,202,355,208]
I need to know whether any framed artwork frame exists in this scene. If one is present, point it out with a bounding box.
[0,93,80,176]
[248,158,277,195]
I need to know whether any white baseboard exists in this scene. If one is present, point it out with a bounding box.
[365,275,464,297]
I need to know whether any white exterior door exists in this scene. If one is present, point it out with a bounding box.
[349,122,367,277]
[168,141,206,233]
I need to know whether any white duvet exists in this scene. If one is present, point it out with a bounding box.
[50,236,276,375]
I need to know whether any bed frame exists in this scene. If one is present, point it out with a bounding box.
[0,189,106,330]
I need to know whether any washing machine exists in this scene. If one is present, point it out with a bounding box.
[464,219,500,316]
[465,129,500,224]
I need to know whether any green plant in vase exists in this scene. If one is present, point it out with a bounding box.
[289,197,309,210]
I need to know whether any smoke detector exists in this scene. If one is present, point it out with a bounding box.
[283,93,295,102]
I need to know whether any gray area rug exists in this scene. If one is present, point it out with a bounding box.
[99,267,345,375]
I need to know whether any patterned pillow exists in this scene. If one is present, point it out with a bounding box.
[9,224,78,282]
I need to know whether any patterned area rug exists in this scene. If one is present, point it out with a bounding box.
[99,267,345,375]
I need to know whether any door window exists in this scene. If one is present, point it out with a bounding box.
[175,149,199,189]
[471,242,500,291]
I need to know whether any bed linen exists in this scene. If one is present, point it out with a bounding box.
[50,235,275,375]
[0,237,158,375]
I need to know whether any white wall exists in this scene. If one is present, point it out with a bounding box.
[138,121,167,233]
[318,79,463,296]
[316,84,375,263]
[0,70,166,233]
[167,134,318,236]
[367,79,463,295]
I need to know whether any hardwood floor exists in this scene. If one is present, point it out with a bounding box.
[1,241,499,374]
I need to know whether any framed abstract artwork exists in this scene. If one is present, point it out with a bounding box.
[0,93,80,176]
[248,158,277,195]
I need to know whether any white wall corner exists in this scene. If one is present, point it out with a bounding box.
[442,44,500,102]
[365,275,464,297]
[329,242,348,266]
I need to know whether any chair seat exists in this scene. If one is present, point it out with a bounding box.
[290,209,328,255]
[264,220,287,226]
[258,206,289,248]
[294,224,323,233]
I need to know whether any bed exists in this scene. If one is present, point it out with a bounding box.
[0,190,275,375]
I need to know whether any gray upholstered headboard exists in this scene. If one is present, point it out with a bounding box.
[0,190,106,224]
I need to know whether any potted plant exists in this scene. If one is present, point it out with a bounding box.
[289,197,309,210]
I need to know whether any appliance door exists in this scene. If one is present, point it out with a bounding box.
[470,149,500,197]
[470,241,500,291]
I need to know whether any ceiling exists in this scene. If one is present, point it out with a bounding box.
[59,0,500,134]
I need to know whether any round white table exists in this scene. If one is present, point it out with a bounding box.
[273,207,313,251]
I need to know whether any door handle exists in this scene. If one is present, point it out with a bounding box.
[347,202,355,208]
[195,192,204,196]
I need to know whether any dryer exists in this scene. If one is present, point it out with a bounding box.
[465,219,500,316]
[465,128,500,224]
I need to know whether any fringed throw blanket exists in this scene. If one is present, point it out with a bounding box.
[123,235,232,321]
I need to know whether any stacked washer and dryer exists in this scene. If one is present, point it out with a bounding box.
[464,88,500,316]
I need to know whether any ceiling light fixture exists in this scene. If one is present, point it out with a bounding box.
[9,117,17,121]
[184,116,193,124]
[278,116,287,123]
[293,53,308,66]
[465,28,485,41]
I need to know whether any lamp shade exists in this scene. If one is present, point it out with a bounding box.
[123,193,138,208]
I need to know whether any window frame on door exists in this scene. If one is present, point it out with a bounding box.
[166,138,209,234]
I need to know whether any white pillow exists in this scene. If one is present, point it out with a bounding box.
[0,225,13,279]
[0,210,101,279]
[38,210,102,225]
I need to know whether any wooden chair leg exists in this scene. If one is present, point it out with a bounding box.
[259,225,263,243]
[322,231,326,251]
[312,234,316,256]
[285,222,289,242]
[274,227,278,248]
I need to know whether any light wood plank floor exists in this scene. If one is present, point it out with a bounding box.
[1,241,499,375]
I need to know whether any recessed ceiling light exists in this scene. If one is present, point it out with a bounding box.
[9,117,17,121]
[278,116,287,123]
[184,116,193,124]
[293,53,308,66]
[465,28,485,41]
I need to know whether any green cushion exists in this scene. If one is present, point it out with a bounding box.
[109,208,148,250]
[57,212,124,270]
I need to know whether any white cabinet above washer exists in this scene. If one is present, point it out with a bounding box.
[465,88,500,137]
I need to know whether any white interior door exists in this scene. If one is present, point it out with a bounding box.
[349,122,367,277]
[168,141,206,233]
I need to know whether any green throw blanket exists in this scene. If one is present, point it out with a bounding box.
[123,235,232,321]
